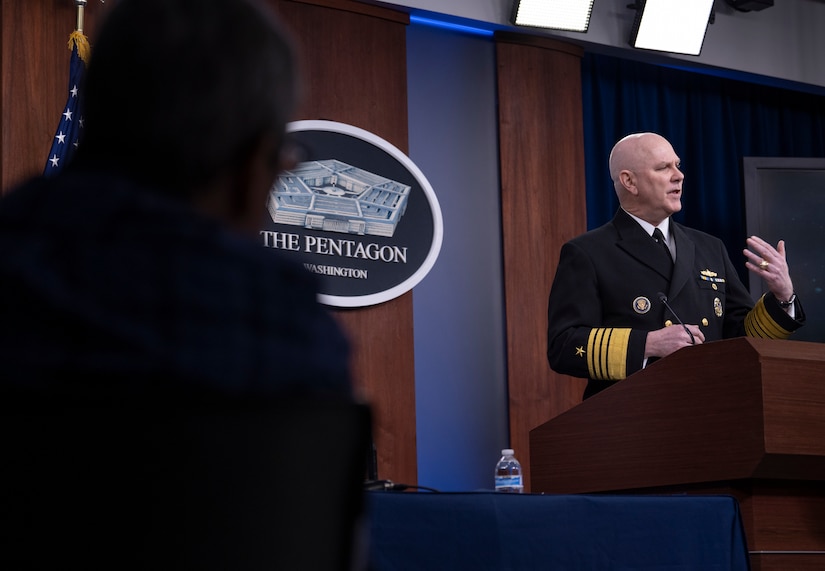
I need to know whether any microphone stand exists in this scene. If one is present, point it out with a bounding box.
[657,292,695,345]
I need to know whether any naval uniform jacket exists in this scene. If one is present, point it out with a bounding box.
[546,209,805,399]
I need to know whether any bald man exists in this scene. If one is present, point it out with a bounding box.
[546,132,805,400]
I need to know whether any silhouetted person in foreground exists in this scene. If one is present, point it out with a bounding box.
[0,0,352,398]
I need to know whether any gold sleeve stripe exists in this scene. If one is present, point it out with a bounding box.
[586,327,631,380]
[745,294,793,339]
[587,328,608,379]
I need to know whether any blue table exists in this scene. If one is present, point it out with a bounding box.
[367,491,750,570]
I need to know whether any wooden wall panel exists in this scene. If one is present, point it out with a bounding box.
[1,1,105,192]
[275,0,417,485]
[495,33,588,490]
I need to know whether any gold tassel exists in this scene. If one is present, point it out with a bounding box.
[68,29,91,65]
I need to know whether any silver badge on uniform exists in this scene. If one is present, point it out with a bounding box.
[633,296,651,314]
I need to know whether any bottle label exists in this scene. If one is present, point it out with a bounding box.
[495,476,523,489]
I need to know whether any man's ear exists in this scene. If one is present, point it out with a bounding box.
[619,169,637,195]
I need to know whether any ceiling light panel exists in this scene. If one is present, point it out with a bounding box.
[512,0,596,33]
[630,0,715,56]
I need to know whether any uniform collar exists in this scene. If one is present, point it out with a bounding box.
[622,209,671,244]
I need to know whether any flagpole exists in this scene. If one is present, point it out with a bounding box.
[75,0,87,34]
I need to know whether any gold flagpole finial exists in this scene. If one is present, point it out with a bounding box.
[69,0,91,64]
[75,0,87,33]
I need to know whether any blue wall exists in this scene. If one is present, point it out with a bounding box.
[407,22,510,492]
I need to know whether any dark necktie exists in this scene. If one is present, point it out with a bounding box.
[652,228,673,264]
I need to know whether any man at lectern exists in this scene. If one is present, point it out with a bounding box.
[546,132,805,400]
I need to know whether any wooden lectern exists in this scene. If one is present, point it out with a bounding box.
[530,337,825,571]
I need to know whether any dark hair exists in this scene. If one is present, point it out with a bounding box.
[74,0,298,198]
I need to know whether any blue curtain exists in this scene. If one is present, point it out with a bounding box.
[581,53,825,282]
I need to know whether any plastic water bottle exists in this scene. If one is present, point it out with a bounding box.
[494,449,523,493]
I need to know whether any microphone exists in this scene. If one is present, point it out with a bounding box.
[657,292,695,345]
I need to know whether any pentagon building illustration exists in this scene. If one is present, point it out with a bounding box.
[269,159,411,237]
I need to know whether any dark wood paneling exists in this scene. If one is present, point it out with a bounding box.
[275,0,417,485]
[751,554,825,571]
[284,0,408,23]
[749,481,825,552]
[0,1,105,192]
[495,32,587,490]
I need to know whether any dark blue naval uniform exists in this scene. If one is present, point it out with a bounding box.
[547,208,805,399]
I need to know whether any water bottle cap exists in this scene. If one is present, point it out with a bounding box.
[501,448,514,456]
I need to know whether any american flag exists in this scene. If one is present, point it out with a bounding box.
[44,30,89,177]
